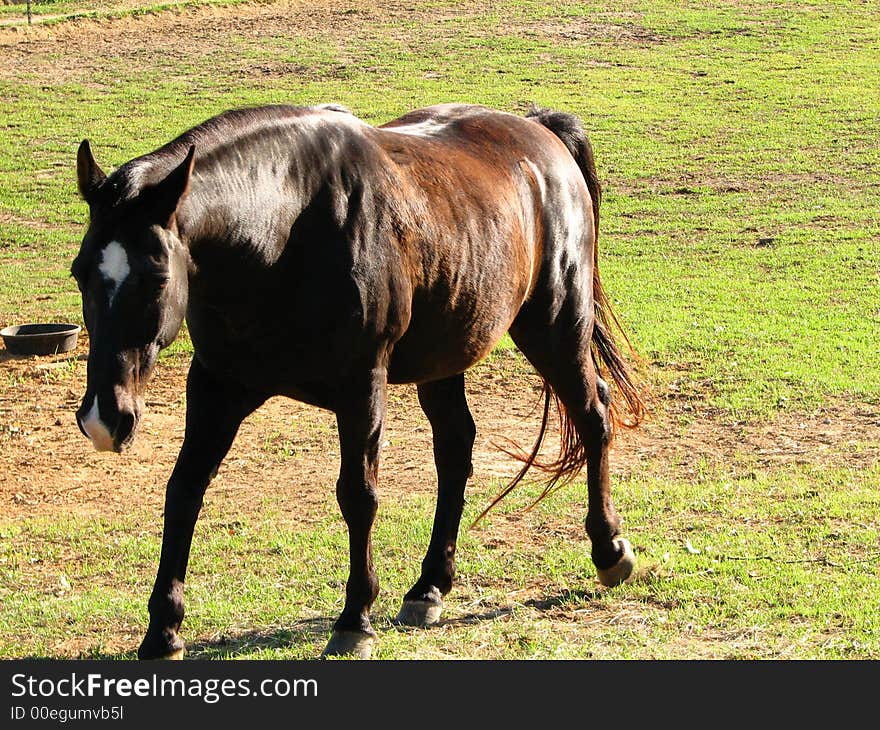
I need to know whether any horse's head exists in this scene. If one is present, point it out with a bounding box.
[72,140,194,452]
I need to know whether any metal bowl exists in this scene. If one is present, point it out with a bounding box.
[1,323,82,356]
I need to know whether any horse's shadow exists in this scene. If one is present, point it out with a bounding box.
[182,617,335,660]
[19,588,605,660]
[0,351,31,365]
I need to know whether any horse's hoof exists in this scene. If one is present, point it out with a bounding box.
[321,630,376,659]
[137,631,185,660]
[395,598,444,627]
[596,538,635,587]
[138,645,185,660]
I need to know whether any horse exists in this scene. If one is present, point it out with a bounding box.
[71,102,645,659]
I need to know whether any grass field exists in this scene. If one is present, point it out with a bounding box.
[0,0,878,659]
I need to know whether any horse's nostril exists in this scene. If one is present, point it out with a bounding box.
[114,410,138,452]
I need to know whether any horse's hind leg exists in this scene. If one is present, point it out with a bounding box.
[508,315,636,587]
[395,374,475,626]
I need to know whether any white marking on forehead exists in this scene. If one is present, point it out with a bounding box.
[81,396,115,452]
[98,241,130,305]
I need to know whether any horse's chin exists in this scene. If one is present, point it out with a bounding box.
[78,389,143,454]
[85,430,137,454]
[112,417,141,453]
[89,436,116,453]
[82,412,140,454]
[114,435,137,453]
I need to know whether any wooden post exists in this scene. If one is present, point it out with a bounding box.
[26,0,33,26]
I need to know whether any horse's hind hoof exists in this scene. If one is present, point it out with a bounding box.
[395,598,444,627]
[321,630,376,659]
[596,538,636,587]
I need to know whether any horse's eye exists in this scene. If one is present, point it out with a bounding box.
[147,272,170,290]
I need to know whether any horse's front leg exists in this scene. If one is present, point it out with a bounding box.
[322,368,387,659]
[138,358,265,660]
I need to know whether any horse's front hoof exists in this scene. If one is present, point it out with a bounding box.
[138,631,185,660]
[596,538,635,587]
[138,646,185,660]
[321,630,376,659]
[395,587,444,626]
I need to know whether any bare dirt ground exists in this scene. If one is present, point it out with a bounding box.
[2,337,878,526]
[1,0,878,524]
[0,0,690,88]
[0,0,471,66]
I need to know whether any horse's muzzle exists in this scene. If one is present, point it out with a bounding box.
[76,393,140,453]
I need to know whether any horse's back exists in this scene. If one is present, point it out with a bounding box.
[174,104,593,390]
[367,105,592,383]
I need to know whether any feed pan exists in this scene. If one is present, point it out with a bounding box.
[1,323,82,356]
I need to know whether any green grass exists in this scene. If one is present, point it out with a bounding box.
[0,0,244,23]
[1,0,877,415]
[1,0,878,659]
[1,462,877,659]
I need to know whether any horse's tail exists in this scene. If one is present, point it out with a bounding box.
[525,107,646,428]
[472,107,645,525]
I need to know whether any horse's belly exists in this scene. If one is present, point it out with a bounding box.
[185,298,364,401]
[386,299,517,384]
[387,243,533,384]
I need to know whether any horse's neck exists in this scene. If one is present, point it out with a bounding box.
[176,162,295,262]
[174,133,344,263]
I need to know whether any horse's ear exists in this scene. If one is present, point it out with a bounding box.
[148,145,195,228]
[77,139,106,204]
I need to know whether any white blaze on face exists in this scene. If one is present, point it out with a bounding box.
[98,241,130,305]
[81,395,115,452]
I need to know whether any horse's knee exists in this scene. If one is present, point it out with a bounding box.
[336,478,379,523]
[462,411,477,446]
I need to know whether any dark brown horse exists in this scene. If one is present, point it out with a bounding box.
[72,103,644,659]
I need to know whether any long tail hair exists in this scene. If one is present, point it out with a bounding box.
[472,108,646,525]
